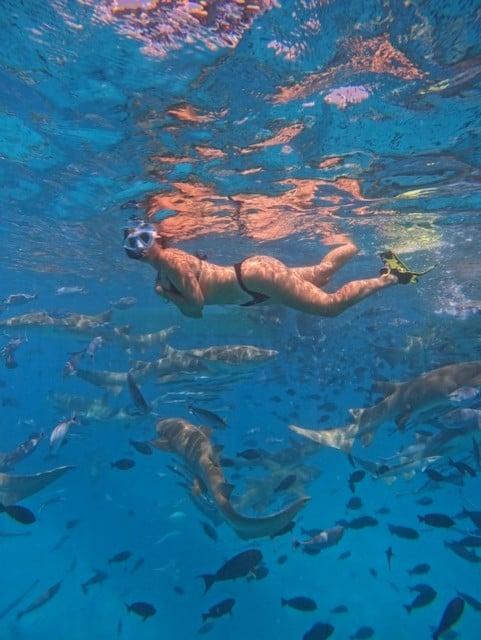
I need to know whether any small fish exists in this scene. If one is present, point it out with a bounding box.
[404,584,437,613]
[236,448,263,460]
[3,293,37,306]
[108,550,132,564]
[448,386,480,404]
[281,596,317,612]
[388,523,419,540]
[86,336,104,359]
[424,468,445,482]
[385,546,394,571]
[125,601,156,621]
[344,516,378,530]
[201,597,235,621]
[408,563,431,576]
[331,604,348,614]
[129,440,152,456]
[455,535,481,548]
[130,557,144,574]
[110,458,135,471]
[110,296,137,309]
[349,626,374,639]
[56,286,87,295]
[126,371,150,414]
[62,350,86,377]
[456,590,481,612]
[199,520,218,542]
[277,554,288,565]
[418,513,455,528]
[17,580,62,619]
[416,496,434,506]
[49,414,78,453]
[0,503,36,525]
[81,569,108,595]
[198,549,262,593]
[444,541,481,563]
[346,496,363,510]
[293,526,344,553]
[463,508,481,529]
[303,621,334,640]
[274,474,297,493]
[0,578,40,620]
[188,403,227,430]
[197,622,214,635]
[338,550,351,560]
[348,470,366,493]
[432,596,465,640]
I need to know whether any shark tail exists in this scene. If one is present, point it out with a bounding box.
[288,423,359,453]
[220,496,310,541]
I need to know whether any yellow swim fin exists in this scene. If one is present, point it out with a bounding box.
[379,250,436,284]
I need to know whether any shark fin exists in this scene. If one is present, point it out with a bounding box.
[150,437,173,452]
[219,482,235,500]
[288,424,358,453]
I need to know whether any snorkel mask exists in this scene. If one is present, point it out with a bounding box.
[123,223,157,260]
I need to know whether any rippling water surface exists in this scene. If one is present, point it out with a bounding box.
[1,2,481,639]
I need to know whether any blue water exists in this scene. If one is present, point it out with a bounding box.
[1,1,481,638]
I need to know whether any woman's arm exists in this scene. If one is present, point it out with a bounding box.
[154,281,203,318]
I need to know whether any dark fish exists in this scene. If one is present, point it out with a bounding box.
[385,546,394,571]
[293,525,344,553]
[66,518,81,530]
[388,523,419,540]
[455,535,481,547]
[129,440,153,455]
[201,597,235,621]
[281,596,317,612]
[338,550,351,560]
[463,508,481,529]
[111,458,135,470]
[188,403,227,430]
[375,506,390,515]
[448,458,476,477]
[344,516,378,530]
[404,585,437,613]
[346,496,363,510]
[350,626,374,639]
[130,557,144,574]
[197,622,214,635]
[236,448,263,460]
[277,554,288,565]
[0,503,36,525]
[303,622,334,640]
[198,549,262,593]
[274,474,297,493]
[200,520,218,542]
[125,601,156,621]
[81,569,108,595]
[424,468,445,482]
[416,496,434,506]
[456,590,481,612]
[432,596,465,640]
[348,470,366,493]
[444,541,481,563]
[330,604,348,614]
[17,580,62,619]
[418,513,455,528]
[108,550,132,564]
[408,563,431,576]
[126,371,151,414]
[173,585,184,596]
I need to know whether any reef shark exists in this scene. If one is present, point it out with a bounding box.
[0,465,74,506]
[152,418,310,540]
[289,361,481,452]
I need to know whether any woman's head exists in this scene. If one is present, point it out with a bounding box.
[123,222,166,259]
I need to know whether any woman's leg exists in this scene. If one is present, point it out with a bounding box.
[240,255,398,317]
[291,242,359,287]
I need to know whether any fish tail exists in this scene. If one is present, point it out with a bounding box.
[198,574,215,593]
[403,604,411,614]
[81,584,88,596]
[201,613,208,622]
[288,423,358,453]
[281,598,287,607]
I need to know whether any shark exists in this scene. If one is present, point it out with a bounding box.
[151,418,310,540]
[0,310,114,333]
[289,361,481,452]
[0,465,74,506]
